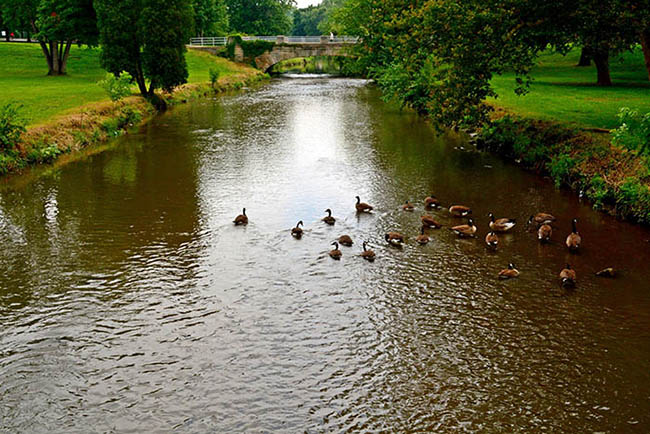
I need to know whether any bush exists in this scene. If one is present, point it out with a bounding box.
[612,107,650,157]
[616,178,650,223]
[0,103,26,151]
[98,72,134,101]
[117,107,142,129]
[549,153,576,187]
[209,68,220,88]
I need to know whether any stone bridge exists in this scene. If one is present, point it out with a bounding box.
[229,36,355,72]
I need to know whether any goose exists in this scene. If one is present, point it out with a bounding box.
[416,227,430,245]
[329,242,342,260]
[449,205,472,217]
[421,215,442,229]
[488,213,516,232]
[385,232,404,246]
[559,264,577,288]
[450,218,477,237]
[360,241,376,261]
[528,212,556,227]
[322,209,336,225]
[566,218,581,251]
[538,223,552,243]
[424,194,440,209]
[402,201,415,211]
[338,235,353,247]
[355,196,373,213]
[291,220,304,238]
[485,231,498,249]
[498,263,520,279]
[595,267,616,278]
[233,208,248,225]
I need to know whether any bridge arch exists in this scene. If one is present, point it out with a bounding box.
[253,43,352,72]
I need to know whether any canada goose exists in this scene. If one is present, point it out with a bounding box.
[355,196,373,213]
[421,215,442,229]
[488,213,516,232]
[322,209,336,225]
[402,201,415,211]
[329,242,342,260]
[385,232,404,246]
[424,194,439,209]
[559,264,577,288]
[538,223,552,243]
[485,231,498,248]
[595,267,616,278]
[233,208,248,225]
[449,205,472,217]
[498,263,520,279]
[291,220,304,238]
[416,226,430,245]
[360,241,376,261]
[450,218,477,237]
[528,212,556,226]
[566,218,581,251]
[338,235,353,247]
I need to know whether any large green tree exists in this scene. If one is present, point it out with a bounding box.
[95,0,193,96]
[193,0,228,36]
[226,0,294,35]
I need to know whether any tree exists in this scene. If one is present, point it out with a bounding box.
[292,5,326,36]
[192,0,228,36]
[95,0,193,96]
[226,0,294,35]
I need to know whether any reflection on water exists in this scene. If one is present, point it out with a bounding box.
[1,77,650,431]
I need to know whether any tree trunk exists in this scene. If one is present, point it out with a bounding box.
[3,28,9,42]
[592,50,612,86]
[49,41,61,75]
[134,62,149,96]
[641,28,650,81]
[577,46,591,67]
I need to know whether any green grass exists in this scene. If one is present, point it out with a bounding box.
[490,47,650,129]
[0,43,248,126]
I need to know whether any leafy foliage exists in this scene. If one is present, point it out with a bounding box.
[209,67,220,87]
[226,0,294,35]
[192,0,228,36]
[0,103,26,151]
[612,108,650,157]
[98,72,133,101]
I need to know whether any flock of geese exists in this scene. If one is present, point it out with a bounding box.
[234,194,591,288]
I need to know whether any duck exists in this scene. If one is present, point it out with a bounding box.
[566,218,581,251]
[385,232,404,246]
[355,196,373,213]
[322,209,336,225]
[424,194,440,209]
[595,267,616,278]
[538,223,552,243]
[291,220,304,238]
[338,234,353,247]
[498,263,520,279]
[360,241,376,261]
[233,208,248,225]
[329,242,342,260]
[488,213,516,232]
[485,231,498,249]
[416,226,430,245]
[421,215,442,229]
[559,264,577,288]
[449,205,472,217]
[450,218,477,237]
[528,212,556,227]
[402,201,415,211]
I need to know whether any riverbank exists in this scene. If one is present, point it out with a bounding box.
[0,43,265,176]
[477,49,650,225]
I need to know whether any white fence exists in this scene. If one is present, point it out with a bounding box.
[189,35,358,47]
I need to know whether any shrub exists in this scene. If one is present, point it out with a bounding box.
[587,175,611,209]
[117,107,142,129]
[549,153,576,187]
[26,143,62,164]
[612,107,650,157]
[616,178,650,223]
[0,103,26,152]
[98,72,134,101]
[209,68,220,88]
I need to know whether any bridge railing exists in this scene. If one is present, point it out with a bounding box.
[188,35,359,47]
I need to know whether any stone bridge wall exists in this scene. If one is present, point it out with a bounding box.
[253,43,351,71]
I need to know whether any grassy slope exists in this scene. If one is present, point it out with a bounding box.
[0,43,249,126]
[490,48,650,129]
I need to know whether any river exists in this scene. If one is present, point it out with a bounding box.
[1,77,650,432]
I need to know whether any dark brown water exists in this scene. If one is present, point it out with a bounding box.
[1,77,650,432]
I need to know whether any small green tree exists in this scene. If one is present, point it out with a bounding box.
[98,72,134,101]
[0,103,26,152]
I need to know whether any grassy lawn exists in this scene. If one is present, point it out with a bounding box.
[0,43,248,126]
[490,47,650,129]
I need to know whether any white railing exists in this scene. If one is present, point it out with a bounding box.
[189,35,359,46]
[189,37,227,46]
